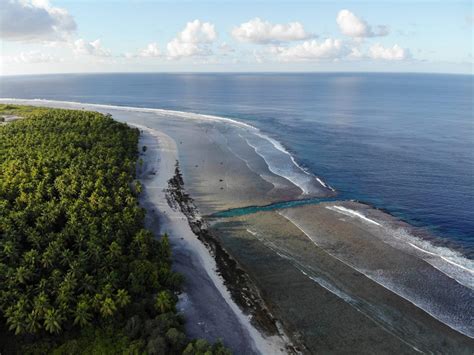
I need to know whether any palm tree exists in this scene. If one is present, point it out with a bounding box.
[3,241,17,259]
[73,300,92,327]
[23,249,39,266]
[44,308,64,334]
[107,241,122,260]
[60,248,74,267]
[99,297,117,317]
[41,249,54,269]
[15,266,30,284]
[155,291,173,314]
[33,292,49,318]
[115,289,131,308]
[5,308,26,335]
[26,312,41,334]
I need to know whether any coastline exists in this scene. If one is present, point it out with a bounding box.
[135,125,291,354]
[133,125,474,352]
[1,99,473,353]
[0,98,470,256]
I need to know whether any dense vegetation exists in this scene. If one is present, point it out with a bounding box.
[0,105,230,354]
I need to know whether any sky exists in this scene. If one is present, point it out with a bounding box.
[0,0,473,75]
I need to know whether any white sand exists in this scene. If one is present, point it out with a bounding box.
[133,123,289,354]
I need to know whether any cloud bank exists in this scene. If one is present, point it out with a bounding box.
[73,39,111,57]
[0,0,76,41]
[270,39,347,61]
[1,5,414,71]
[5,50,62,63]
[369,43,410,60]
[140,43,161,58]
[232,18,313,44]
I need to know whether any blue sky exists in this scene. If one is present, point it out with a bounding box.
[1,0,472,75]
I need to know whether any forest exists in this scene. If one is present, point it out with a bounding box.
[0,104,230,354]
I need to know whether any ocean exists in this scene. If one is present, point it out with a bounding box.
[1,72,473,255]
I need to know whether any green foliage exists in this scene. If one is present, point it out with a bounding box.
[155,291,175,314]
[183,339,232,355]
[0,107,153,332]
[0,104,53,119]
[0,106,230,354]
[33,326,144,355]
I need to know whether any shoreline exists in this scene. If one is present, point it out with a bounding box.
[166,162,298,349]
[0,97,469,257]
[0,98,334,201]
[135,125,292,354]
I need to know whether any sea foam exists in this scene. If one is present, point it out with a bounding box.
[280,210,474,338]
[326,205,382,226]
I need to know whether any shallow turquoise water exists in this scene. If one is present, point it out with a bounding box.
[210,197,339,218]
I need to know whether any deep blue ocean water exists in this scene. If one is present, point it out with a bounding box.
[1,73,473,253]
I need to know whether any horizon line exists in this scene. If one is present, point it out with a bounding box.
[1,70,472,77]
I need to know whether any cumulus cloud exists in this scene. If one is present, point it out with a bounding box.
[369,43,410,60]
[337,9,388,38]
[72,39,111,57]
[0,0,76,41]
[5,50,62,63]
[349,47,363,59]
[140,43,161,57]
[167,20,217,59]
[232,18,313,44]
[270,39,348,61]
[218,42,235,55]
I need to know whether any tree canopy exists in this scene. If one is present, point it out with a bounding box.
[0,105,230,355]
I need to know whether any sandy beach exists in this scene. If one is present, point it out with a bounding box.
[2,99,473,354]
[135,125,290,354]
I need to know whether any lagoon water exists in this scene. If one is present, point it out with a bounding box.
[1,73,473,254]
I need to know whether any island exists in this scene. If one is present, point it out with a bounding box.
[1,101,473,354]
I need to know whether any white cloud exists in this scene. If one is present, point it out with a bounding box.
[218,42,235,55]
[167,20,217,59]
[270,39,348,62]
[72,39,111,57]
[140,43,161,57]
[177,19,216,44]
[369,43,410,60]
[349,47,363,59]
[232,18,313,44]
[167,40,207,58]
[337,9,388,38]
[0,0,76,41]
[5,50,62,63]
